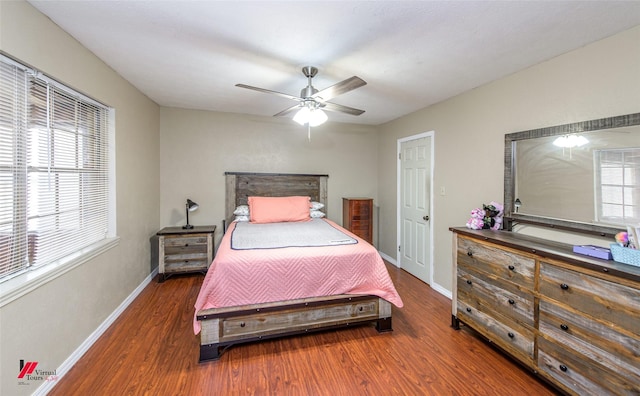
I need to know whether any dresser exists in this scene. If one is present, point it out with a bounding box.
[450,227,640,395]
[342,198,373,244]
[157,225,216,282]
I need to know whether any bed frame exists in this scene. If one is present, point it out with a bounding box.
[196,172,393,362]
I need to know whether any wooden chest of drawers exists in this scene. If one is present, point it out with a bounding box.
[157,225,216,282]
[451,228,640,395]
[342,198,373,244]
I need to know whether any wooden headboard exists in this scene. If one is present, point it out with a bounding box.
[224,172,329,226]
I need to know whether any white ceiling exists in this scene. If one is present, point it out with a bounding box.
[28,1,640,126]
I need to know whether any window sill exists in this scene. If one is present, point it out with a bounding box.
[0,237,120,308]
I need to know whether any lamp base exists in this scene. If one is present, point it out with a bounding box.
[182,224,194,229]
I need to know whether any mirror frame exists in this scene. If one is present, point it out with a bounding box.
[504,112,640,238]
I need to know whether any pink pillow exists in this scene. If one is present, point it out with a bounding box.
[248,196,311,223]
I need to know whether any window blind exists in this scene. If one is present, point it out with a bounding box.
[0,54,111,280]
[596,148,640,223]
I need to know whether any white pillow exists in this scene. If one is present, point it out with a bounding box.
[234,215,249,222]
[311,201,324,210]
[233,205,249,216]
[310,210,326,218]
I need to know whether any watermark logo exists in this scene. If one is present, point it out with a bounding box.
[18,360,38,379]
[17,359,58,386]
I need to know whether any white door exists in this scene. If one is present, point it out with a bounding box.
[399,134,432,284]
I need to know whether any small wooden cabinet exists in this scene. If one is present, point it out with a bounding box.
[450,227,640,395]
[157,225,216,282]
[342,198,373,244]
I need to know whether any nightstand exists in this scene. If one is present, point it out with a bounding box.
[156,225,216,283]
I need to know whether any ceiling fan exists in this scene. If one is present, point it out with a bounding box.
[236,66,367,138]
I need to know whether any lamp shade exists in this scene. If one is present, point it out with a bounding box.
[187,199,199,211]
[183,199,199,229]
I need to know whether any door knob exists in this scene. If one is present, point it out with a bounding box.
[423,215,429,221]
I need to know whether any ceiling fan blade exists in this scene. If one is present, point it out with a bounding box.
[273,104,301,117]
[311,76,366,102]
[235,84,302,102]
[321,102,365,116]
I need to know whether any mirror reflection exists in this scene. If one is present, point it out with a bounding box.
[514,125,640,227]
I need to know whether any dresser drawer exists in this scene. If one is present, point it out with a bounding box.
[539,299,640,384]
[457,299,534,362]
[457,237,535,289]
[458,267,534,327]
[539,262,640,334]
[538,337,639,395]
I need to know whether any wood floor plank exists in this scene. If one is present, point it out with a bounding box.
[49,263,559,395]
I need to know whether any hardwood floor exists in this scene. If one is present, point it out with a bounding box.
[49,263,559,395]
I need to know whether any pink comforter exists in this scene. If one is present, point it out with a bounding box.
[193,219,403,334]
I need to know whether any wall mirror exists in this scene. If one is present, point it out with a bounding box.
[504,112,640,238]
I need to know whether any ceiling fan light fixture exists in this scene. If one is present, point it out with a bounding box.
[293,106,311,125]
[293,106,328,127]
[308,109,328,127]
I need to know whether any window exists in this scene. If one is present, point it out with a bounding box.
[595,148,640,224]
[0,54,113,282]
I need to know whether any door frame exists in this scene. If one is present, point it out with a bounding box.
[396,131,435,284]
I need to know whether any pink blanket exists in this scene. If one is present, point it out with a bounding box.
[193,219,403,334]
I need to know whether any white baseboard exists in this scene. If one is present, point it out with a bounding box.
[378,251,398,267]
[34,268,158,395]
[379,251,451,299]
[430,282,452,300]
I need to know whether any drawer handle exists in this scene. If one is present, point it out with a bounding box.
[466,307,472,313]
[559,364,567,372]
[466,280,472,285]
[560,283,569,290]
[467,251,473,257]
[508,265,515,271]
[560,324,569,331]
[185,243,189,247]
[359,306,363,311]
[507,332,515,339]
[240,322,245,327]
[508,299,515,305]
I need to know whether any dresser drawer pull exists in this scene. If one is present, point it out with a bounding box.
[508,299,515,305]
[184,243,189,247]
[560,324,569,331]
[560,283,569,290]
[466,280,472,285]
[466,307,472,313]
[467,251,473,257]
[240,322,245,328]
[559,364,568,372]
[508,265,515,271]
[507,332,515,339]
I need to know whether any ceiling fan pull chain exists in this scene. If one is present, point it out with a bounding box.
[308,124,311,141]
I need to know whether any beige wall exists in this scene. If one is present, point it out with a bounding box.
[0,2,160,395]
[377,26,640,293]
[159,109,379,246]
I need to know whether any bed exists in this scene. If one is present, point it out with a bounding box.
[194,172,403,362]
